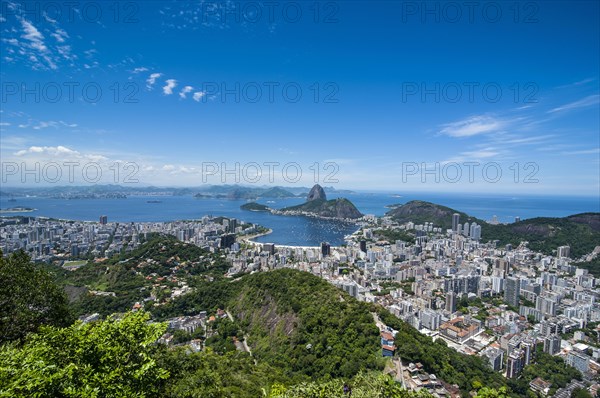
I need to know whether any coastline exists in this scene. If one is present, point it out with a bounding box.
[240,229,273,243]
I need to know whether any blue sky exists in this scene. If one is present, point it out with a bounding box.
[0,0,599,194]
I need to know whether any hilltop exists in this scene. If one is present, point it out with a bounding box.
[484,212,600,259]
[386,201,600,261]
[386,200,483,229]
[280,184,363,219]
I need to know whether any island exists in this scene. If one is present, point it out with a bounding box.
[277,184,363,220]
[240,202,271,212]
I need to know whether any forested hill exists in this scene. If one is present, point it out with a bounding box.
[386,201,600,259]
[229,269,381,379]
[483,213,600,258]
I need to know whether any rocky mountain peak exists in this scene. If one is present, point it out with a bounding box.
[307,184,327,202]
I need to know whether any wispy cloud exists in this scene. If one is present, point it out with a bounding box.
[162,79,177,95]
[548,95,600,113]
[562,148,600,156]
[439,115,505,137]
[555,78,596,89]
[16,120,78,130]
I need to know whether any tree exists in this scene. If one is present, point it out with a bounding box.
[0,311,169,397]
[0,250,72,344]
[571,388,593,398]
[477,387,511,398]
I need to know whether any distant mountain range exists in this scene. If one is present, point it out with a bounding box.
[0,184,355,199]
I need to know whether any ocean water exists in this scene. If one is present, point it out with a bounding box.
[1,193,598,246]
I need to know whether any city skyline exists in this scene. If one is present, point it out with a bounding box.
[1,1,599,194]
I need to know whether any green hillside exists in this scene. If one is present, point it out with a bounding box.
[387,201,600,259]
[483,213,600,258]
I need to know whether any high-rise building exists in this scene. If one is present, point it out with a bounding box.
[566,351,590,373]
[543,334,561,355]
[452,213,460,232]
[483,347,504,371]
[99,215,108,225]
[359,240,367,253]
[446,291,457,313]
[521,339,536,365]
[506,350,524,378]
[321,242,331,257]
[419,309,441,331]
[463,222,470,236]
[262,243,275,255]
[228,218,237,232]
[505,277,520,307]
[220,234,235,249]
[536,296,557,317]
[515,216,521,223]
[557,245,570,258]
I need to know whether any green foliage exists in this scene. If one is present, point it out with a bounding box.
[373,229,416,244]
[575,256,600,277]
[269,372,434,398]
[152,277,233,319]
[0,311,169,398]
[0,250,72,344]
[477,387,511,398]
[372,306,507,395]
[513,346,582,392]
[52,235,227,317]
[282,198,363,219]
[571,387,593,398]
[228,269,383,380]
[386,200,482,230]
[483,214,600,258]
[157,347,281,397]
[241,202,271,212]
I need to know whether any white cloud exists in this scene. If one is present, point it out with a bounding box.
[132,67,149,73]
[439,115,504,137]
[15,145,79,157]
[162,164,176,171]
[146,73,162,89]
[17,17,57,70]
[562,148,600,155]
[179,86,193,99]
[163,79,177,95]
[548,95,600,113]
[20,18,46,52]
[17,120,78,130]
[193,91,206,102]
[50,28,69,43]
